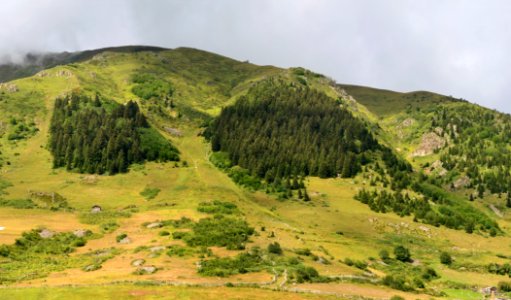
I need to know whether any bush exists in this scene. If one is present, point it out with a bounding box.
[116,233,128,243]
[499,281,511,292]
[379,249,390,261]
[440,252,452,265]
[293,265,320,283]
[295,248,312,256]
[394,246,411,262]
[184,216,254,250]
[382,275,413,291]
[158,230,170,236]
[197,200,239,215]
[172,231,187,240]
[268,242,283,255]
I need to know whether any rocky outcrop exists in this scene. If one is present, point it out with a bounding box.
[412,131,446,157]
[0,83,18,93]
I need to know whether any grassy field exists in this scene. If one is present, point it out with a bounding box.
[1,48,511,299]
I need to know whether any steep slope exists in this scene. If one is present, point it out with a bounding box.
[1,47,511,299]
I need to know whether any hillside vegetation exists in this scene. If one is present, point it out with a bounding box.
[1,46,511,299]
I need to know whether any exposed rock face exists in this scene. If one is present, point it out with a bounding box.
[55,70,73,78]
[0,83,18,93]
[453,176,470,189]
[412,132,446,157]
[425,160,447,177]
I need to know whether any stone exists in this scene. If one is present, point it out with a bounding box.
[38,229,55,239]
[131,259,146,267]
[146,222,163,229]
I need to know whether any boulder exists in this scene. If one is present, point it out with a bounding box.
[38,229,55,239]
[146,222,163,229]
[132,259,146,267]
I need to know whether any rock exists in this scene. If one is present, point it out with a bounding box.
[119,237,131,244]
[83,264,101,272]
[425,160,448,176]
[401,118,415,127]
[489,204,503,218]
[412,132,446,157]
[55,70,73,77]
[73,229,90,238]
[91,205,102,213]
[453,176,470,189]
[38,229,55,239]
[164,127,183,137]
[150,246,165,253]
[137,265,157,274]
[132,259,146,267]
[0,83,18,93]
[36,71,49,77]
[82,175,98,185]
[146,222,163,229]
[418,226,430,233]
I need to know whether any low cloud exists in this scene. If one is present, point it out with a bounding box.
[0,0,510,113]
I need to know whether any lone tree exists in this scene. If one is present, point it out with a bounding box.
[394,245,411,262]
[440,252,452,265]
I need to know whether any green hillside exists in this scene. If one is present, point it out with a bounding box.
[1,47,511,299]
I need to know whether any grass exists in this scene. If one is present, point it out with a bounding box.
[0,285,341,300]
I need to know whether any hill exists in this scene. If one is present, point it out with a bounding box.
[0,46,511,299]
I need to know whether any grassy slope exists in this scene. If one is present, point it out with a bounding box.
[0,48,510,299]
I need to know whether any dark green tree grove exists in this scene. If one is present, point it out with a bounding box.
[206,80,381,181]
[49,92,179,175]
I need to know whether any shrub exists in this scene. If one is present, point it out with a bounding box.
[379,249,390,261]
[499,281,511,292]
[268,242,283,255]
[197,200,239,215]
[440,252,452,265]
[184,216,254,250]
[382,275,413,291]
[394,246,411,262]
[295,248,312,256]
[293,265,320,283]
[116,233,128,243]
[172,231,188,240]
[140,187,160,200]
[159,230,170,236]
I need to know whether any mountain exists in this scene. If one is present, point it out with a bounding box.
[0,46,511,299]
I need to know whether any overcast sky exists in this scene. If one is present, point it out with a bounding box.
[1,0,510,113]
